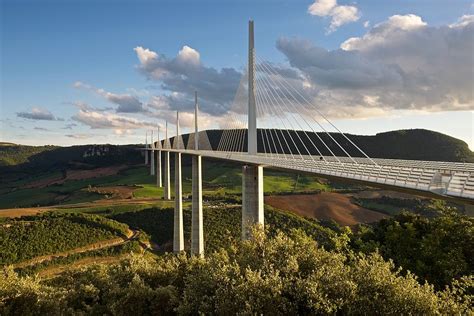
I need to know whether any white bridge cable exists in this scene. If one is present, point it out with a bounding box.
[256,81,289,159]
[217,70,248,153]
[257,60,352,165]
[256,73,296,159]
[257,57,378,167]
[258,73,306,160]
[218,108,239,152]
[255,89,269,156]
[254,86,266,155]
[256,57,346,164]
[255,68,289,158]
[256,60,326,163]
[221,115,238,152]
[217,75,244,151]
[256,58,334,163]
[217,100,235,151]
[256,82,284,158]
[256,66,312,161]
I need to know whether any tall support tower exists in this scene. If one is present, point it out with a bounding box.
[242,20,264,240]
[191,91,204,256]
[150,130,155,175]
[173,111,184,252]
[156,125,162,187]
[248,20,257,155]
[164,122,171,200]
[144,131,149,165]
[194,91,199,150]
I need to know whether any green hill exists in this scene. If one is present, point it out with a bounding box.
[0,144,142,168]
[172,128,474,162]
[2,129,471,173]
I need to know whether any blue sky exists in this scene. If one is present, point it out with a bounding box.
[1,0,473,148]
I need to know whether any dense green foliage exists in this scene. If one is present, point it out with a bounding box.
[0,144,57,167]
[353,196,442,216]
[0,229,472,315]
[0,144,142,171]
[15,241,143,276]
[0,213,129,265]
[351,209,474,289]
[110,205,337,253]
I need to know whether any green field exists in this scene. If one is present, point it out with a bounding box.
[0,161,331,209]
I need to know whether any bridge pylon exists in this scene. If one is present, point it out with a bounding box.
[173,111,184,253]
[164,121,171,200]
[150,130,155,176]
[242,20,264,240]
[144,130,149,165]
[156,125,162,187]
[191,92,204,256]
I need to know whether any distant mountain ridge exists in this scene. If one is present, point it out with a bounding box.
[0,144,142,172]
[1,129,472,174]
[176,129,474,163]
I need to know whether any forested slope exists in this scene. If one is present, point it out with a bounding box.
[194,128,474,162]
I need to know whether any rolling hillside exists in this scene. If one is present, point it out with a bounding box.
[0,144,143,182]
[2,129,472,174]
[178,128,474,162]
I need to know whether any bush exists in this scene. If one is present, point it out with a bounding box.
[0,228,471,315]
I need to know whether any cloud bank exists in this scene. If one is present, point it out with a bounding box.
[134,45,242,116]
[276,14,474,118]
[74,81,145,113]
[16,107,60,121]
[72,105,157,130]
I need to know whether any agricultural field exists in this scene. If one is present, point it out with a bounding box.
[0,159,330,208]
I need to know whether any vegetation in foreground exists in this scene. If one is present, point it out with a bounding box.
[1,228,472,315]
[352,208,474,289]
[0,213,129,265]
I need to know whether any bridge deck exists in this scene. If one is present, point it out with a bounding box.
[151,148,474,201]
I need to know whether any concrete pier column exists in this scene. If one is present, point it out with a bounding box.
[150,131,155,175]
[150,150,155,175]
[164,151,171,200]
[145,131,149,165]
[242,165,264,240]
[156,150,162,187]
[173,152,184,252]
[191,155,204,256]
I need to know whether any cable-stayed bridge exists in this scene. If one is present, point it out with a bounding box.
[142,21,474,256]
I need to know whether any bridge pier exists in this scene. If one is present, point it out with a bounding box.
[164,151,171,200]
[150,150,155,176]
[156,150,162,187]
[150,131,155,175]
[191,155,204,256]
[174,152,184,252]
[242,165,264,240]
[145,131,149,165]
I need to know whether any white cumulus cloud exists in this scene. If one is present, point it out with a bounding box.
[308,0,360,33]
[16,107,61,121]
[134,45,242,116]
[72,106,156,130]
[74,81,145,113]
